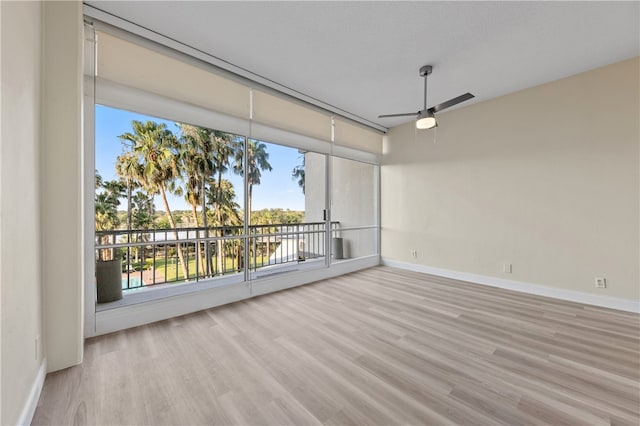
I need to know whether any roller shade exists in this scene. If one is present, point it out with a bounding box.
[97,31,250,120]
[93,28,382,162]
[334,118,383,155]
[95,78,251,138]
[251,89,332,142]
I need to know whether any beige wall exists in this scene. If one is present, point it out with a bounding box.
[382,57,639,301]
[42,0,84,372]
[1,2,44,424]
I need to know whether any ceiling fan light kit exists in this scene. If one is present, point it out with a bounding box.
[416,111,436,130]
[379,65,474,130]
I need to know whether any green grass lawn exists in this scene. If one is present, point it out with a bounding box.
[124,253,270,284]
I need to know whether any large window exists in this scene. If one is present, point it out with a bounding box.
[86,24,381,333]
[94,106,344,303]
[94,106,247,300]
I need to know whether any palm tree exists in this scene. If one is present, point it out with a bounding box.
[292,154,305,194]
[178,124,213,224]
[234,139,272,224]
[206,179,242,273]
[178,123,214,274]
[116,120,190,281]
[205,179,242,226]
[234,140,272,268]
[95,170,104,190]
[95,173,125,260]
[130,189,154,261]
[207,131,241,274]
[131,190,155,230]
[95,184,122,232]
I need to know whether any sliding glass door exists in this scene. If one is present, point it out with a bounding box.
[248,142,328,279]
[330,156,379,261]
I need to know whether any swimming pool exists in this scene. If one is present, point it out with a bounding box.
[122,276,144,289]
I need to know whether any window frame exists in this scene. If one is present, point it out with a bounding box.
[84,25,381,338]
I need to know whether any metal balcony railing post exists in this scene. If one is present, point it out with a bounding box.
[253,233,257,271]
[195,230,199,281]
[152,230,157,286]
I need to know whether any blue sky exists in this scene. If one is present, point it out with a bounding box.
[95,104,305,212]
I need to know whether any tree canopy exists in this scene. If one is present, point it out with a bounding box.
[97,119,307,234]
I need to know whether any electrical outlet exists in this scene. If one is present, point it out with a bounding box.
[595,277,607,288]
[411,250,418,259]
[503,263,512,274]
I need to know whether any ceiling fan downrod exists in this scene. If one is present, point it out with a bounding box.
[420,65,433,110]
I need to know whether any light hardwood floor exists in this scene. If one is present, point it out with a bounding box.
[33,266,640,425]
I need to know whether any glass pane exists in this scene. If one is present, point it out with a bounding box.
[331,228,378,259]
[330,157,377,261]
[248,141,327,275]
[94,105,245,301]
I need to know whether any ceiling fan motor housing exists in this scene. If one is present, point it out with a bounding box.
[419,65,433,77]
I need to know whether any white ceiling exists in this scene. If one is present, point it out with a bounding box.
[85,1,639,130]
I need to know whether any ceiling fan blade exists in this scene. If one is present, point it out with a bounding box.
[428,93,475,114]
[378,112,418,118]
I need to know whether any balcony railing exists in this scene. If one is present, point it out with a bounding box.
[95,221,338,291]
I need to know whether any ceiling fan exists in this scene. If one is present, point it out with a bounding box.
[379,65,474,129]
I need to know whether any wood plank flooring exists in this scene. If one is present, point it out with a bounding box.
[33,266,640,425]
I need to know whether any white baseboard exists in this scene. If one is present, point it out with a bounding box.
[17,358,47,426]
[381,258,640,313]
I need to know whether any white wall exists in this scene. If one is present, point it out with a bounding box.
[382,57,639,302]
[42,0,84,372]
[1,2,44,424]
[0,2,83,422]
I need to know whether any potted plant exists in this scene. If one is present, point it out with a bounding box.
[95,246,123,303]
[95,175,125,303]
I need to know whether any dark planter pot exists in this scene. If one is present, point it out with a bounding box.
[332,237,344,260]
[96,259,123,303]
